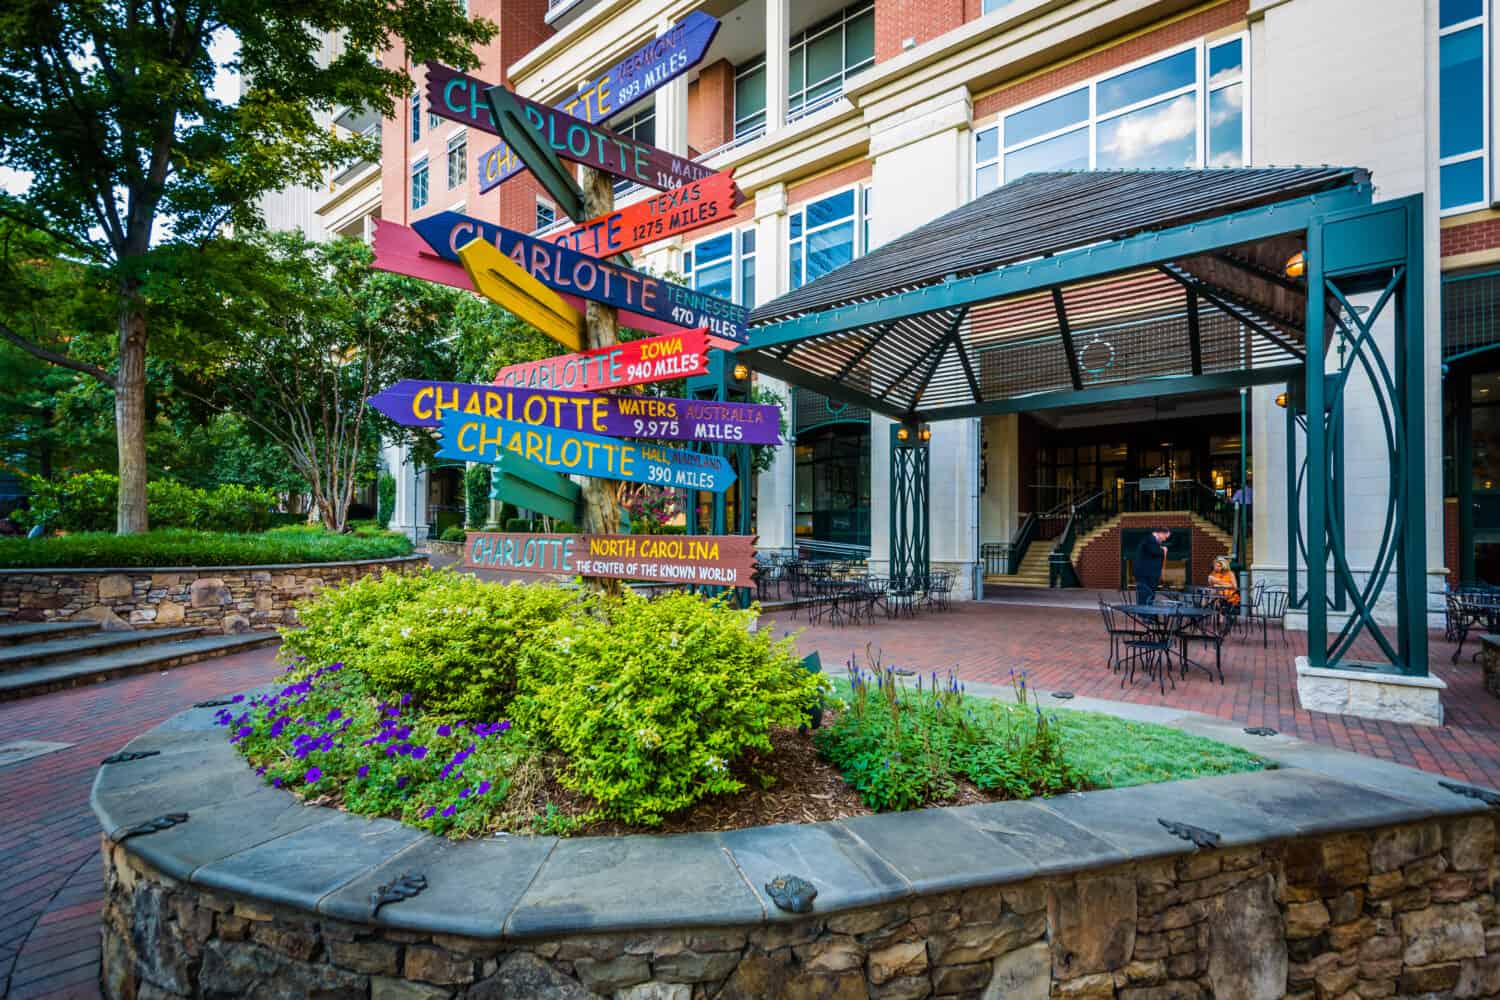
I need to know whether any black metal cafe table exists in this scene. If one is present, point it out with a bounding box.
[1114,603,1215,682]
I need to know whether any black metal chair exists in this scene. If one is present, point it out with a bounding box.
[1114,605,1177,694]
[924,571,953,611]
[1098,598,1148,675]
[1257,588,1290,647]
[1178,603,1233,682]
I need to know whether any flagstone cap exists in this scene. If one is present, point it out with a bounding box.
[92,693,1493,941]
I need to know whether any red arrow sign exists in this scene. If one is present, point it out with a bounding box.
[493,329,712,391]
[547,173,743,259]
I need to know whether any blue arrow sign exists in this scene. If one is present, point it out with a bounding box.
[413,210,749,343]
[471,12,720,194]
[437,412,736,494]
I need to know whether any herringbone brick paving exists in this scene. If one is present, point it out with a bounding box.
[0,600,1495,998]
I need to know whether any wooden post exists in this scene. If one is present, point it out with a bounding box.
[576,166,625,595]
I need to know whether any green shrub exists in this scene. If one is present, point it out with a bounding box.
[357,576,583,718]
[0,527,413,569]
[518,592,824,825]
[377,473,397,529]
[504,518,534,533]
[440,525,467,543]
[281,566,446,671]
[14,472,276,533]
[464,465,491,528]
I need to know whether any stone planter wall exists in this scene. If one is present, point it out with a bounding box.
[100,813,1500,1000]
[0,555,425,633]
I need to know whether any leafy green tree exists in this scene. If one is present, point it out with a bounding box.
[0,0,494,532]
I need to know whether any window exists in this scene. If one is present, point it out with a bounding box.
[733,0,875,139]
[684,228,757,305]
[788,186,865,290]
[973,36,1245,197]
[535,199,556,232]
[982,0,1015,12]
[411,157,428,211]
[428,107,441,131]
[609,107,656,195]
[446,133,467,189]
[410,90,421,143]
[1440,0,1489,212]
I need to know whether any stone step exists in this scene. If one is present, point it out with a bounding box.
[0,626,207,672]
[0,620,103,647]
[0,631,279,702]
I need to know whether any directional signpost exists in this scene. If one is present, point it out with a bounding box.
[457,238,584,350]
[422,12,719,193]
[369,379,780,446]
[436,412,736,493]
[482,85,717,200]
[413,210,750,343]
[464,531,756,586]
[494,329,710,391]
[544,172,741,259]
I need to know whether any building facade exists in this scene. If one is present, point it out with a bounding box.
[355,0,1489,620]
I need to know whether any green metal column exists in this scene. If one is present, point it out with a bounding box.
[1304,225,1329,667]
[1234,387,1247,571]
[1397,199,1429,672]
[889,425,930,590]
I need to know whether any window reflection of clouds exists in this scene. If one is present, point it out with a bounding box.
[1098,94,1198,168]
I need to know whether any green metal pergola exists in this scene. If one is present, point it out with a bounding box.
[741,167,1429,677]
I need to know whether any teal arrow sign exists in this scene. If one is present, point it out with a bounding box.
[437,412,735,494]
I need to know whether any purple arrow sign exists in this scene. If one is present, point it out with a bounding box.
[464,12,719,194]
[368,380,781,446]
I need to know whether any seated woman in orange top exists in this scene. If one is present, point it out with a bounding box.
[1207,556,1240,622]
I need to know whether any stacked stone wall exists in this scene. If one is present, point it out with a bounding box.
[101,813,1500,999]
[0,556,424,633]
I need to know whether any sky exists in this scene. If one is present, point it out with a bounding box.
[0,30,241,198]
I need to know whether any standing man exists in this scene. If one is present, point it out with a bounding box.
[1133,528,1171,604]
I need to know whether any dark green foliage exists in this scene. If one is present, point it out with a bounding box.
[15,473,277,533]
[440,525,467,543]
[377,474,397,529]
[463,465,491,528]
[0,527,412,568]
[504,518,533,533]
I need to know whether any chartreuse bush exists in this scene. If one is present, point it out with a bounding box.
[517,591,825,825]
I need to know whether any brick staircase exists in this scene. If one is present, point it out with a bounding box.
[983,543,1053,588]
[1067,511,1236,587]
[0,620,277,701]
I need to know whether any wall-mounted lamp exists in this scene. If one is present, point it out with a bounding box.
[896,427,911,442]
[1275,392,1288,408]
[918,427,932,442]
[1284,251,1306,279]
[732,362,749,381]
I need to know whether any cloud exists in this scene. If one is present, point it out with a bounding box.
[1098,94,1197,167]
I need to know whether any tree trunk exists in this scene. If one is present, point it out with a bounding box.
[577,168,623,596]
[115,306,149,534]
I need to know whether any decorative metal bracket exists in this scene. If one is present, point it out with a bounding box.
[117,813,188,842]
[1243,726,1278,736]
[369,874,428,918]
[765,875,818,914]
[1158,818,1221,849]
[1051,691,1075,700]
[194,698,240,708]
[101,750,161,765]
[1439,780,1500,808]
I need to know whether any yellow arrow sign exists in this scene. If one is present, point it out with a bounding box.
[457,237,584,351]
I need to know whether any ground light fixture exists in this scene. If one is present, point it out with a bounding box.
[732,362,749,381]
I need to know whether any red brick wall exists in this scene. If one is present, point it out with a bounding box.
[1443,218,1500,259]
[1447,497,1461,588]
[688,59,735,157]
[972,0,1248,120]
[875,0,966,63]
[1073,514,1230,590]
[380,0,554,231]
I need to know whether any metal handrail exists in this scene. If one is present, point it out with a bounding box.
[1048,490,1106,588]
[1007,512,1037,575]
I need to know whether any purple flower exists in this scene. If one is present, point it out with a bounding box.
[410,746,429,760]
[273,777,282,787]
[401,693,413,706]
[436,724,452,738]
[305,766,322,784]
[325,708,342,723]
[357,765,369,779]
[442,803,457,818]
[423,806,436,818]
[232,694,245,703]
[256,765,267,776]
[396,776,409,789]
[476,780,492,796]
[236,726,253,739]
[459,787,472,799]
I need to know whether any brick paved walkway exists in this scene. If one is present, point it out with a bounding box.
[0,646,289,999]
[764,600,1500,789]
[1,598,1497,998]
